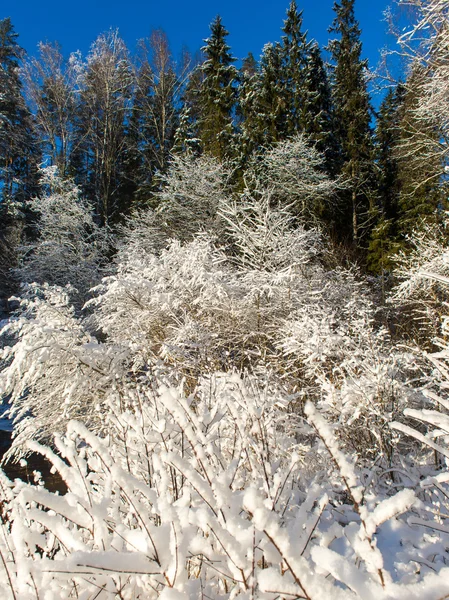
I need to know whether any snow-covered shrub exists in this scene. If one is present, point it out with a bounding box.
[247,134,337,223]
[218,190,323,272]
[390,219,449,341]
[0,284,131,457]
[153,152,232,242]
[279,263,422,462]
[17,167,110,306]
[1,384,448,598]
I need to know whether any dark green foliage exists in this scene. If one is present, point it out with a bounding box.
[328,0,377,248]
[0,18,40,216]
[280,0,311,137]
[238,42,286,155]
[197,16,238,160]
[376,85,405,224]
[395,66,445,239]
[367,85,405,273]
[301,43,341,178]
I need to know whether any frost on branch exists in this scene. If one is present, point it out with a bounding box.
[247,134,337,224]
[1,375,444,599]
[17,167,109,306]
[0,284,130,458]
[153,152,232,242]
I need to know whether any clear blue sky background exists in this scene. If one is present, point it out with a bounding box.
[4,0,392,81]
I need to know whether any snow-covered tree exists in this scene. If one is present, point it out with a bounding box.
[197,16,238,160]
[17,167,109,305]
[152,152,232,242]
[247,134,337,224]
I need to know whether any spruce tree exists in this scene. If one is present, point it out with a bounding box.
[367,84,405,274]
[197,16,238,160]
[301,43,341,177]
[280,0,311,137]
[238,42,286,156]
[376,84,405,224]
[0,18,39,213]
[328,0,376,248]
[396,66,445,239]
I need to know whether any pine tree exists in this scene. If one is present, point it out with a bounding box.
[197,16,238,160]
[328,0,376,248]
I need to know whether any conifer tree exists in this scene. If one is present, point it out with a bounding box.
[367,84,405,274]
[395,65,445,239]
[328,0,376,248]
[280,0,311,137]
[197,16,238,160]
[376,84,405,225]
[172,59,204,156]
[301,43,341,177]
[238,42,286,157]
[0,18,39,213]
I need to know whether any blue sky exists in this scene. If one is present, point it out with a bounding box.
[4,0,392,74]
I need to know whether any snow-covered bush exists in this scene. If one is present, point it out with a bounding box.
[2,188,409,461]
[0,284,130,456]
[2,376,448,598]
[247,134,337,223]
[17,167,110,306]
[218,190,323,272]
[390,220,449,337]
[153,152,232,242]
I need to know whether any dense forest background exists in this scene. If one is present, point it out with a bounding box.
[2,0,449,598]
[1,0,446,290]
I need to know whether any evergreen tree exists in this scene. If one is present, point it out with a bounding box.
[238,42,286,157]
[280,0,311,137]
[172,57,204,156]
[328,0,376,248]
[376,84,405,224]
[301,43,341,177]
[367,84,405,274]
[197,16,238,160]
[395,65,445,239]
[0,18,39,214]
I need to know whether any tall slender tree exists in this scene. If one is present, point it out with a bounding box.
[127,31,183,204]
[367,84,405,273]
[301,43,341,177]
[280,0,311,137]
[0,18,39,212]
[328,0,376,247]
[197,16,238,160]
[395,66,444,238]
[238,42,286,156]
[71,31,133,225]
[22,42,81,179]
